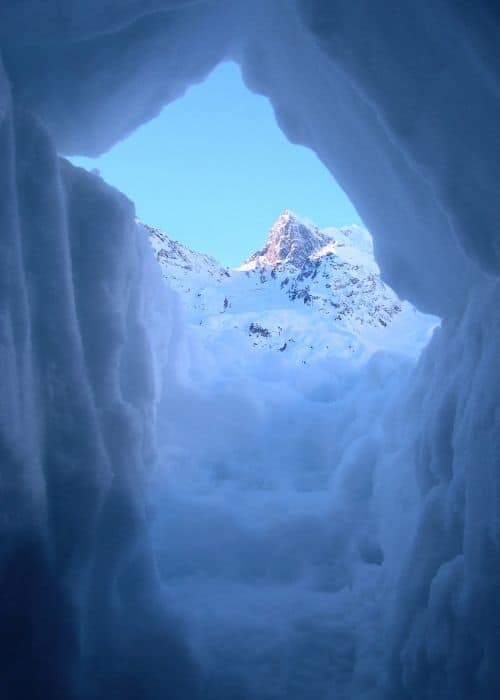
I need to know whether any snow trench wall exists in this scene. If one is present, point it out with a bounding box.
[0,80,198,699]
[0,2,499,699]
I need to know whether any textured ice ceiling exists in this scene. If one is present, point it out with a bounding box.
[3,0,499,314]
[1,2,499,699]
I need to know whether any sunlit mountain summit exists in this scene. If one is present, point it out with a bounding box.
[239,210,332,269]
[142,211,436,363]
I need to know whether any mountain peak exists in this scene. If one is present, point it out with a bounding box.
[274,209,315,231]
[239,211,331,270]
[279,208,300,220]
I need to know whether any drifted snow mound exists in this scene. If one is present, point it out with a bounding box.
[146,211,436,363]
[151,272,500,700]
[1,3,500,700]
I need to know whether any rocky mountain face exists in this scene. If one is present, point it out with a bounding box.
[240,210,332,269]
[141,212,436,363]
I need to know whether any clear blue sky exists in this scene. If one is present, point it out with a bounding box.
[71,61,362,267]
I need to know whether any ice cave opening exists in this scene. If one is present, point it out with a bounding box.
[71,59,366,268]
[1,3,499,700]
[65,63,439,700]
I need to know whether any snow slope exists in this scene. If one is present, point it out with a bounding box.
[144,210,436,364]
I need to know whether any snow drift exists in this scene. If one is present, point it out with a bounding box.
[0,2,499,699]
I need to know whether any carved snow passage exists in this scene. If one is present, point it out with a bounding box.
[0,3,499,699]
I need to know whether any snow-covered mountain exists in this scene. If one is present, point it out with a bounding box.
[239,210,332,269]
[143,211,436,363]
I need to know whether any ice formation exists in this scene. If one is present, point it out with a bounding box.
[1,2,499,699]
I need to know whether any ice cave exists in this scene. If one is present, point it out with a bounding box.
[1,2,499,699]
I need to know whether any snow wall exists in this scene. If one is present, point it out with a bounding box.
[0,1,499,698]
